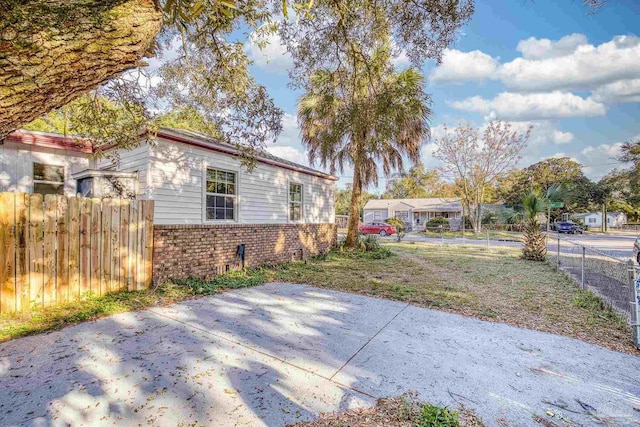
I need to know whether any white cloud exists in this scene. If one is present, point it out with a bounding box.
[430,49,499,84]
[561,143,623,180]
[245,30,292,73]
[265,112,310,167]
[449,91,606,121]
[499,35,640,92]
[552,129,574,145]
[592,79,640,104]
[516,33,588,60]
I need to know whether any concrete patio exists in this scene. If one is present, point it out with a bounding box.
[1,283,639,426]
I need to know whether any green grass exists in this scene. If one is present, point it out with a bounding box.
[418,404,460,427]
[0,269,268,342]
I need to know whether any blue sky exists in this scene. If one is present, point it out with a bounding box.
[244,1,640,192]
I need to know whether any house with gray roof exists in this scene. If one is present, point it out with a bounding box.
[572,211,627,229]
[363,198,463,229]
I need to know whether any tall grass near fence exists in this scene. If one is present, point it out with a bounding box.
[0,193,154,314]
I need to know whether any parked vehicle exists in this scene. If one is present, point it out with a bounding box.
[358,222,396,236]
[633,236,640,264]
[555,221,584,234]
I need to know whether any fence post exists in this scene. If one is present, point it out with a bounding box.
[626,260,640,349]
[486,229,490,250]
[581,246,585,290]
[556,235,560,271]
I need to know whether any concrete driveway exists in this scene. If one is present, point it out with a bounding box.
[1,284,640,426]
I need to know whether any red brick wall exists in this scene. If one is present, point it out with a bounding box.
[152,223,337,283]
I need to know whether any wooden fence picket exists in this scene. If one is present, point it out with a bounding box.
[43,195,56,306]
[90,199,101,295]
[68,197,80,300]
[56,196,69,303]
[15,193,28,312]
[0,194,153,314]
[28,194,44,309]
[0,193,15,313]
[79,198,91,296]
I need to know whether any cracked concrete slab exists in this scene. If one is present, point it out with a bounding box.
[1,283,639,427]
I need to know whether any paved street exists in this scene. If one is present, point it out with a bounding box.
[2,284,639,426]
[370,232,638,260]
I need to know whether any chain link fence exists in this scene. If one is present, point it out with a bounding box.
[422,226,522,248]
[547,236,640,348]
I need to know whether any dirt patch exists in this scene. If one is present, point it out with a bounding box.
[285,394,484,427]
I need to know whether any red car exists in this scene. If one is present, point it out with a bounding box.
[358,222,396,236]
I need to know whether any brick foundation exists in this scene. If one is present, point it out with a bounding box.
[152,223,337,283]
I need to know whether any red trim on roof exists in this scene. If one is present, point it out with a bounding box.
[156,130,339,181]
[6,131,93,154]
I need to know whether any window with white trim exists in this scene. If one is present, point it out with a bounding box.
[289,183,303,221]
[205,168,237,221]
[33,163,64,195]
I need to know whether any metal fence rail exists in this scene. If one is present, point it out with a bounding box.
[547,236,640,348]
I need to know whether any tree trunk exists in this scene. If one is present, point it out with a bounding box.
[0,0,162,140]
[346,166,363,248]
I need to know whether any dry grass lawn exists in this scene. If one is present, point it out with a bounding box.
[270,242,635,355]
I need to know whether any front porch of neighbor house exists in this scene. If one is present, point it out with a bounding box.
[412,209,462,230]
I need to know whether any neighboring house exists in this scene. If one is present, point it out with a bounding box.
[363,198,463,229]
[4,129,337,225]
[572,212,627,228]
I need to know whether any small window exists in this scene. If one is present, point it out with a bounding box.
[33,163,64,195]
[205,168,237,221]
[289,183,303,221]
[588,217,596,224]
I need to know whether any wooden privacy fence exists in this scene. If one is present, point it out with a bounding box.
[0,193,154,314]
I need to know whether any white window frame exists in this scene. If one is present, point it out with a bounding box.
[202,165,240,223]
[288,181,304,223]
[32,162,65,195]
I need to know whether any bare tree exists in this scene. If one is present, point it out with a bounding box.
[434,121,531,233]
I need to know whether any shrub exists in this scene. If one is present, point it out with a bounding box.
[360,234,381,251]
[385,217,406,242]
[426,217,449,226]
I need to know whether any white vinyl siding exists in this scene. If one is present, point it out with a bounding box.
[97,144,149,198]
[146,137,335,225]
[0,141,90,197]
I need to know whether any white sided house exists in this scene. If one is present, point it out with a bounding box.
[363,198,463,229]
[4,129,337,225]
[3,129,338,281]
[572,212,627,229]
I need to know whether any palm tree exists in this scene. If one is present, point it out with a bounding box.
[521,191,548,261]
[298,46,431,247]
[521,184,567,260]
